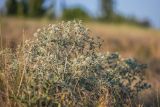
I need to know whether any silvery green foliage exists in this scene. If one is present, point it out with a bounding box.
[0,21,150,107]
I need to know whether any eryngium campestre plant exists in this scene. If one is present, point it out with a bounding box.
[0,21,150,107]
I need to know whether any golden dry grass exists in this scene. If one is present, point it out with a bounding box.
[0,17,160,106]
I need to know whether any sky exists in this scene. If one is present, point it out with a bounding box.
[116,0,160,28]
[0,0,160,28]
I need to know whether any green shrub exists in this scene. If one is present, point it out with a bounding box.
[62,8,90,21]
[0,21,150,107]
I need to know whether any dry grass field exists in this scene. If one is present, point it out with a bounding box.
[0,17,160,106]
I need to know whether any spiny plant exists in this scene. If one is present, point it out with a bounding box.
[0,21,150,107]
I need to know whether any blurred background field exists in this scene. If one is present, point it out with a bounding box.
[0,0,160,106]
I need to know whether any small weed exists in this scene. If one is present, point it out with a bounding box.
[0,21,150,107]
